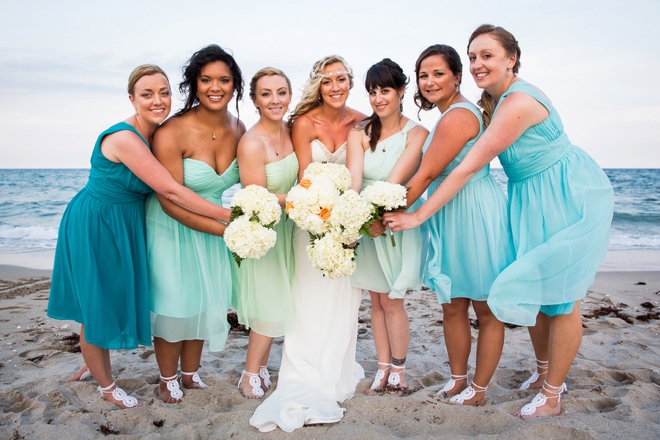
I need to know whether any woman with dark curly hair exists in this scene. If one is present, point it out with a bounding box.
[145,45,245,404]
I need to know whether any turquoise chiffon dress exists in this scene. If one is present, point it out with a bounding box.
[487,81,614,325]
[233,153,299,337]
[48,122,152,350]
[423,102,515,304]
[146,158,239,352]
[350,119,428,299]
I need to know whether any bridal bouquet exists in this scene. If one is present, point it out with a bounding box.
[286,164,371,278]
[224,185,281,266]
[361,181,408,246]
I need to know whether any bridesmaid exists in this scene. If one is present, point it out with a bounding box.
[249,55,365,432]
[146,45,244,403]
[395,45,514,405]
[233,67,299,399]
[385,25,614,418]
[47,64,233,408]
[346,58,429,396]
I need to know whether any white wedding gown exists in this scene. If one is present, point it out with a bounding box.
[250,140,364,433]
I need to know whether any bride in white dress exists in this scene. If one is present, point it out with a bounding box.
[250,55,367,433]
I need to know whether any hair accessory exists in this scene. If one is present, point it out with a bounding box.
[311,70,350,79]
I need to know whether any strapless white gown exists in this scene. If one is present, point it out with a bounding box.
[250,140,364,433]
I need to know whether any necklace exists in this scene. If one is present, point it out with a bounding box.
[382,116,405,152]
[260,125,283,156]
[197,107,227,141]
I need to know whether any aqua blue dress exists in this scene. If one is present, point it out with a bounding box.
[233,153,299,337]
[350,120,428,299]
[488,82,614,325]
[48,122,152,350]
[146,159,239,352]
[423,103,515,304]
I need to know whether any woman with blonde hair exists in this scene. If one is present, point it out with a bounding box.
[250,55,366,432]
[233,67,298,399]
[48,64,233,408]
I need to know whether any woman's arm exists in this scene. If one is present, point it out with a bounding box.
[384,92,548,231]
[291,117,314,181]
[397,109,479,207]
[102,128,231,227]
[346,126,367,192]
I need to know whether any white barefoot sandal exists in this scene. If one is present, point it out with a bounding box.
[437,373,468,397]
[160,374,183,400]
[387,364,405,387]
[370,362,391,391]
[258,365,271,389]
[181,370,207,388]
[98,382,139,408]
[238,370,264,398]
[520,359,548,390]
[449,382,487,405]
[519,381,567,417]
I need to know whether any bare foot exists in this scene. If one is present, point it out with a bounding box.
[67,365,91,382]
[514,391,562,418]
[448,383,487,406]
[387,366,408,397]
[99,384,141,409]
[181,372,207,390]
[258,366,271,393]
[238,371,264,399]
[364,366,390,395]
[436,376,468,398]
[158,377,183,404]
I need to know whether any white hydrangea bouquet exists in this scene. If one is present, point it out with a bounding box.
[361,181,408,247]
[286,164,371,278]
[224,184,281,266]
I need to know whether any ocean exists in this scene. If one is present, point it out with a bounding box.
[0,168,658,255]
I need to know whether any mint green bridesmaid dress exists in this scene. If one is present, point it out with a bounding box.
[350,119,428,298]
[146,158,239,351]
[233,152,299,337]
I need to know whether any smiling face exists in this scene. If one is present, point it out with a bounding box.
[253,75,291,122]
[129,73,171,125]
[197,61,234,111]
[368,86,402,119]
[417,54,460,109]
[468,33,517,95]
[320,62,350,108]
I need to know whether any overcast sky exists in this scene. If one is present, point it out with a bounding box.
[1,0,658,168]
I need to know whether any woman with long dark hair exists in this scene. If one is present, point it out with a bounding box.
[145,45,245,403]
[385,26,613,417]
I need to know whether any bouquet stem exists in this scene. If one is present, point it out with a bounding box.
[389,229,396,247]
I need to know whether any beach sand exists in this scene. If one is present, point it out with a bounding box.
[0,252,659,439]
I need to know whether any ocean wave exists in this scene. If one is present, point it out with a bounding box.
[609,233,660,250]
[0,224,58,240]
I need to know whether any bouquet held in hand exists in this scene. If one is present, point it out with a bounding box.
[361,181,407,246]
[224,185,281,266]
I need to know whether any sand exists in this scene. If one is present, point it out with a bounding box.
[0,253,659,439]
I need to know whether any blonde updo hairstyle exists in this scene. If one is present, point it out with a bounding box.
[468,24,521,126]
[287,55,354,128]
[249,67,292,111]
[127,64,169,96]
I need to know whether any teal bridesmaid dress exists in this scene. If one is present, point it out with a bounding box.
[488,81,614,325]
[350,119,428,299]
[48,122,153,350]
[146,158,239,352]
[423,102,515,304]
[233,152,299,337]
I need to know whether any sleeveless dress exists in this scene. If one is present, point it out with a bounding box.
[145,159,239,351]
[250,140,364,433]
[233,152,299,337]
[350,120,428,298]
[48,122,152,350]
[423,103,514,304]
[487,81,614,325]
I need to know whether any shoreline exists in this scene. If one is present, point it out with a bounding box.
[1,248,659,273]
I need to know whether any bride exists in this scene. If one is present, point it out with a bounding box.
[250,55,366,433]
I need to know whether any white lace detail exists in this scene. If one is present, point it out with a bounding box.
[160,374,184,399]
[181,371,207,388]
[311,140,347,164]
[440,373,468,394]
[238,370,264,398]
[370,362,390,390]
[387,364,405,387]
[259,366,272,389]
[449,382,486,405]
[98,382,139,408]
[519,382,566,417]
[520,359,549,390]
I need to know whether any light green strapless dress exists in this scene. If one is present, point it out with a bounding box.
[233,152,299,337]
[350,120,428,299]
[146,158,239,351]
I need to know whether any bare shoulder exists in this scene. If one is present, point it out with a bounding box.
[347,107,368,124]
[228,113,247,138]
[237,127,265,153]
[409,123,429,138]
[291,112,316,138]
[103,127,145,149]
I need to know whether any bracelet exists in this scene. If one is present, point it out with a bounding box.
[218,219,228,226]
